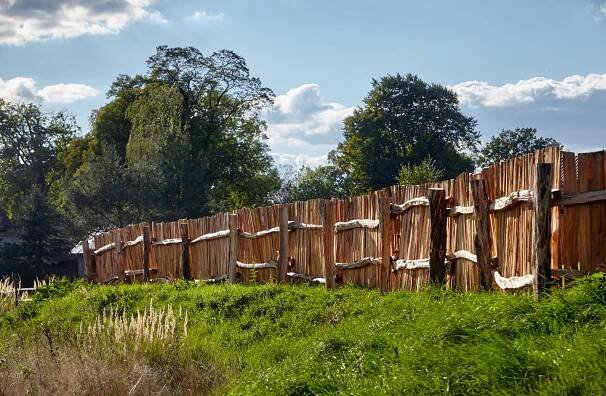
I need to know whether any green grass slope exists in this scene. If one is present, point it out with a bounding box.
[1,275,606,395]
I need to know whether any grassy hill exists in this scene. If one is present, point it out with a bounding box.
[1,275,606,395]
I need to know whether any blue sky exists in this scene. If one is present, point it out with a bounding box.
[1,0,605,168]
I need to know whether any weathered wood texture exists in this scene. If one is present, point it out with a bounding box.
[559,150,606,274]
[82,239,95,282]
[481,146,561,284]
[379,192,391,293]
[429,188,447,285]
[334,192,381,289]
[142,225,150,282]
[179,222,191,280]
[228,214,237,283]
[472,179,492,291]
[279,205,289,283]
[533,163,553,301]
[86,146,606,292]
[322,199,336,288]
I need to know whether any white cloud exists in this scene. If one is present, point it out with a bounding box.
[271,153,328,169]
[0,77,97,103]
[450,73,606,107]
[186,11,225,22]
[264,83,354,147]
[0,0,164,45]
[37,83,98,103]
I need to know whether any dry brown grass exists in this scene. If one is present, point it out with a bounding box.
[83,301,187,351]
[0,301,221,395]
[0,343,181,395]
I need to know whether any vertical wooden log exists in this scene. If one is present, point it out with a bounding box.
[179,222,191,280]
[113,231,123,282]
[429,188,447,286]
[321,199,336,289]
[142,224,151,282]
[471,179,493,291]
[533,163,553,301]
[278,205,289,283]
[82,238,94,282]
[378,192,391,293]
[228,213,238,283]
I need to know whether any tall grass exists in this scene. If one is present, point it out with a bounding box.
[0,275,605,395]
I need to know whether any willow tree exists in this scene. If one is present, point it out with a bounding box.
[65,46,279,227]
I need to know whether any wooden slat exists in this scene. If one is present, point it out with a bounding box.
[429,188,447,285]
[322,199,336,288]
[589,152,605,269]
[236,261,278,270]
[558,189,606,206]
[228,214,237,283]
[379,193,391,293]
[577,153,592,271]
[334,219,379,232]
[533,163,553,301]
[279,205,289,283]
[180,222,191,280]
[390,197,429,215]
[190,229,229,244]
[142,225,151,282]
[94,242,116,255]
[335,256,382,270]
[472,179,492,291]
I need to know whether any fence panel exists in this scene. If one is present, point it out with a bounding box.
[84,146,606,290]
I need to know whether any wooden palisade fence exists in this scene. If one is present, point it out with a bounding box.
[82,147,606,297]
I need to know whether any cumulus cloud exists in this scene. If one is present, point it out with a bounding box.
[186,11,225,22]
[450,73,606,107]
[271,153,328,169]
[264,83,354,147]
[0,77,97,103]
[0,0,164,45]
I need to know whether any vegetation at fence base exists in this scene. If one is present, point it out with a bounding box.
[1,275,606,395]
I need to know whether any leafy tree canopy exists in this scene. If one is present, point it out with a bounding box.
[479,128,560,168]
[331,73,479,194]
[60,46,279,230]
[0,99,77,219]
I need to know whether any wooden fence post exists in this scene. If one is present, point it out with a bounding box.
[429,188,447,286]
[179,222,191,280]
[228,213,238,283]
[533,163,553,301]
[113,231,124,281]
[82,238,94,282]
[142,224,151,282]
[13,275,18,307]
[279,205,289,283]
[378,192,391,293]
[471,179,493,291]
[321,199,336,289]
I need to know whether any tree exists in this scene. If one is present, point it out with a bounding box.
[63,144,161,236]
[398,158,444,186]
[332,73,479,194]
[115,46,276,218]
[0,99,76,218]
[0,100,76,276]
[283,165,351,202]
[57,46,279,233]
[3,187,69,276]
[478,128,560,168]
